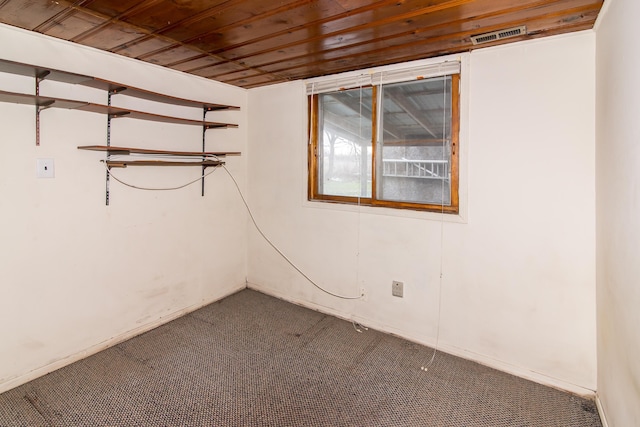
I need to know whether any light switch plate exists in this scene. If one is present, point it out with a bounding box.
[392,280,404,298]
[36,158,55,178]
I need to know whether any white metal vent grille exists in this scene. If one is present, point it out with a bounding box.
[470,26,527,45]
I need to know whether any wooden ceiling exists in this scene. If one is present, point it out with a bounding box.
[0,0,603,89]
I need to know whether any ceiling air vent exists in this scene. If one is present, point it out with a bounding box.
[471,26,527,45]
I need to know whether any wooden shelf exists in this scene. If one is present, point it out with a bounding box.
[0,58,240,202]
[0,90,86,109]
[106,160,224,168]
[0,58,239,111]
[0,90,237,128]
[78,145,241,157]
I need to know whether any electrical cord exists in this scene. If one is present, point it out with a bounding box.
[102,158,363,300]
[102,159,220,191]
[421,75,449,372]
[221,165,363,301]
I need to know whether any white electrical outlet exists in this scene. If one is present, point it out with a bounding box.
[36,158,55,178]
[392,280,403,298]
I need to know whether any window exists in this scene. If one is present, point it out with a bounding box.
[308,63,460,213]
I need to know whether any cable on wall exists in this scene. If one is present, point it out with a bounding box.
[354,77,365,305]
[101,159,220,191]
[421,75,448,372]
[103,158,362,300]
[221,165,364,301]
[306,81,366,300]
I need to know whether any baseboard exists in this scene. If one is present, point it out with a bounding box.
[429,342,595,397]
[595,394,610,427]
[247,281,596,398]
[0,284,245,395]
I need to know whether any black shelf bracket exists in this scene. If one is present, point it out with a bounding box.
[105,91,113,206]
[202,106,207,196]
[35,70,51,146]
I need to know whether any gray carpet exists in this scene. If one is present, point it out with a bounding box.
[0,289,602,426]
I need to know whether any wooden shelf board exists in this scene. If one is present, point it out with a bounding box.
[78,145,241,157]
[0,58,239,111]
[0,90,238,128]
[106,160,224,167]
[78,103,237,127]
[0,90,87,109]
[0,59,92,85]
[90,79,240,111]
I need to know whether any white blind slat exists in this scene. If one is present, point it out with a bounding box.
[371,61,460,86]
[306,74,372,95]
[306,60,460,95]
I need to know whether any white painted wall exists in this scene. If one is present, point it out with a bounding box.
[247,32,597,394]
[0,25,248,393]
[595,0,640,424]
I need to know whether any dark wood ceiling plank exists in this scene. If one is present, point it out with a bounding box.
[108,0,247,54]
[175,0,475,75]
[206,0,475,59]
[247,0,600,77]
[46,0,286,82]
[32,0,98,33]
[269,7,601,83]
[121,0,240,38]
[71,0,163,43]
[17,0,283,83]
[0,0,68,29]
[115,36,175,58]
[143,45,208,66]
[189,62,253,79]
[42,9,107,41]
[211,0,593,66]
[132,0,333,62]
[222,12,598,86]
[165,0,422,72]
[218,73,283,88]
[0,0,604,89]
[171,56,225,73]
[264,2,593,78]
[159,0,321,45]
[75,26,148,51]
[160,0,374,70]
[80,0,144,15]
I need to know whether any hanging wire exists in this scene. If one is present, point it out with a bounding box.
[421,74,448,372]
[221,165,363,300]
[103,153,363,300]
[354,76,365,304]
[101,159,220,191]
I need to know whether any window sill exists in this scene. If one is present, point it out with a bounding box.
[302,198,468,224]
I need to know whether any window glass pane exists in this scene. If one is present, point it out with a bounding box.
[378,77,452,205]
[317,88,372,198]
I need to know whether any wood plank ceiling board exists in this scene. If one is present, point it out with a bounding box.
[245,0,590,71]
[170,56,225,73]
[0,0,604,88]
[254,3,601,83]
[0,0,65,29]
[218,0,599,77]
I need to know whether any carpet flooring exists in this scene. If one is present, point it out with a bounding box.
[0,289,602,426]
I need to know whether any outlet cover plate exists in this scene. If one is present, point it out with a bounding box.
[392,281,403,298]
[36,158,55,178]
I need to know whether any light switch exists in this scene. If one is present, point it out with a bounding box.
[36,158,55,178]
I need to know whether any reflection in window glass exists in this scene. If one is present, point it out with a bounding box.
[308,71,459,213]
[378,77,452,205]
[318,88,372,198]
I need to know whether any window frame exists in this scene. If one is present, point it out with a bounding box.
[308,73,460,214]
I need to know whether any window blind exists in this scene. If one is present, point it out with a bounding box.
[305,60,460,95]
